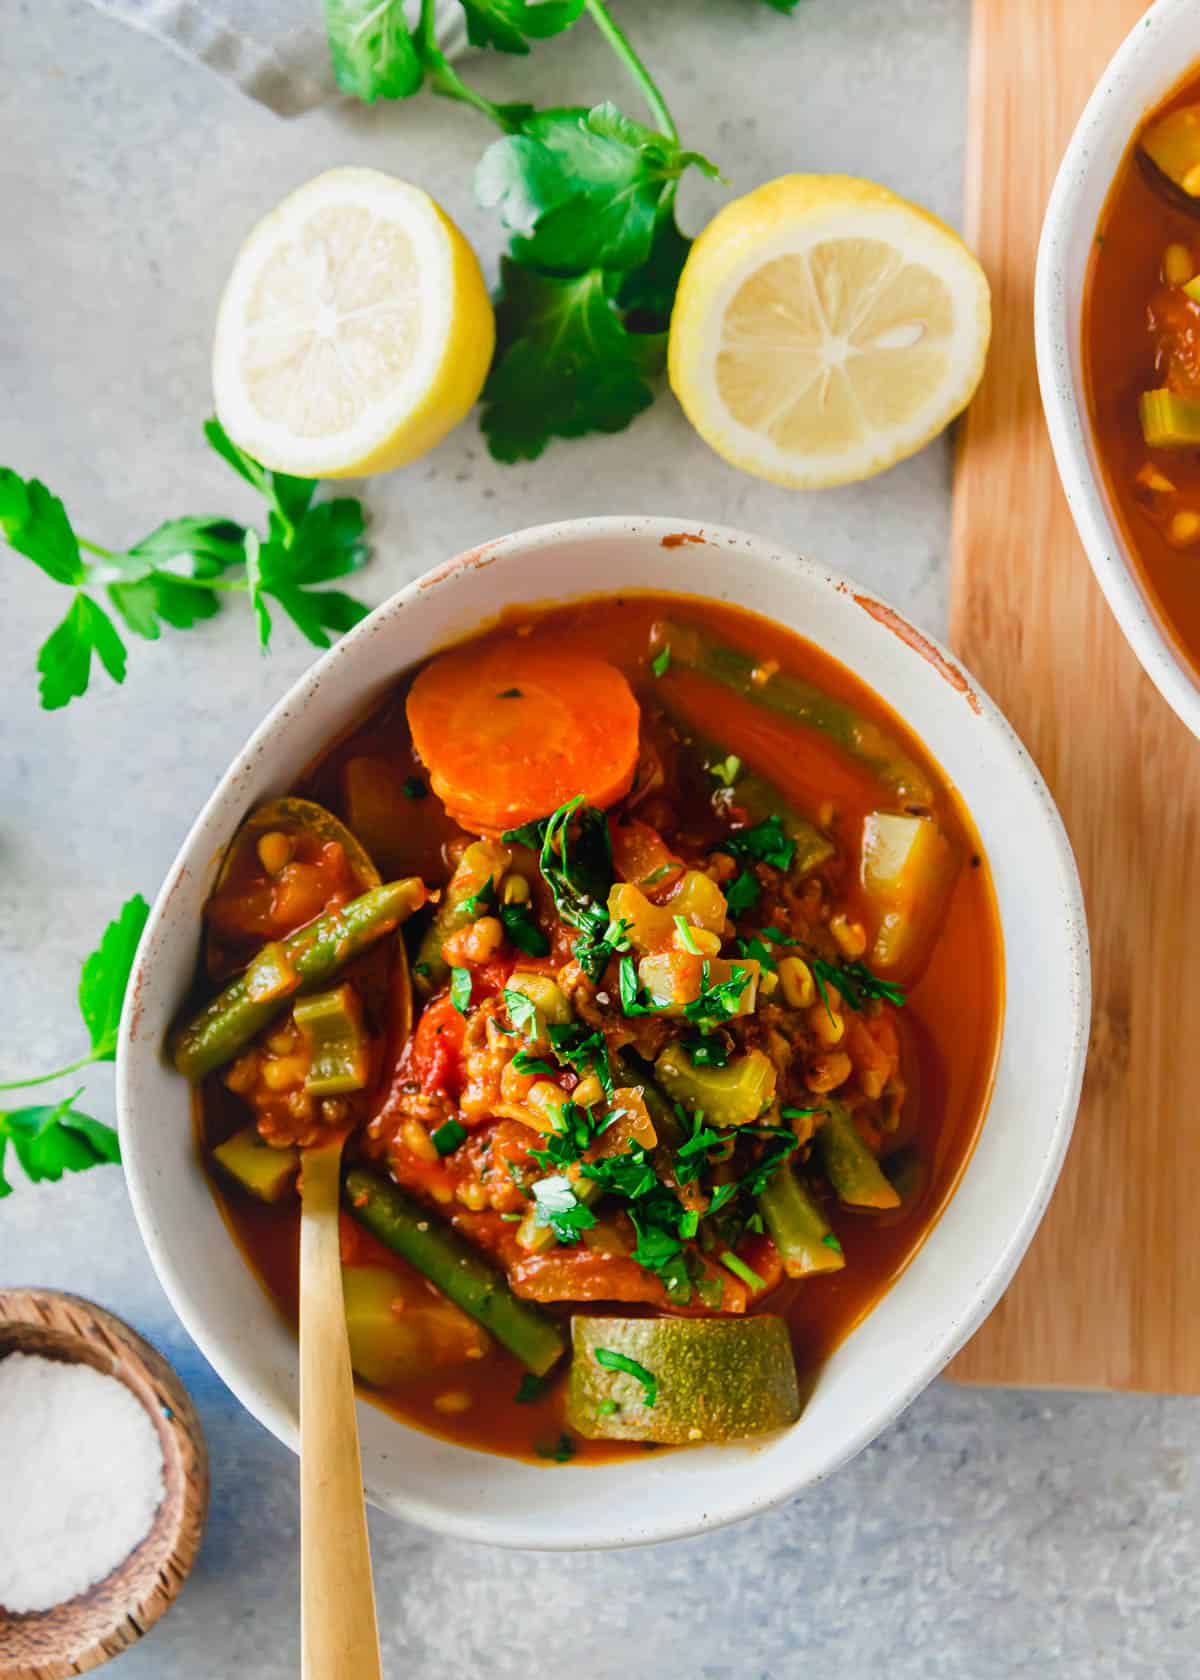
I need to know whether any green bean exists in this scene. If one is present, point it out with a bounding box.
[414,839,511,993]
[654,620,934,803]
[657,700,833,875]
[343,1167,567,1375]
[757,1165,845,1277]
[172,878,426,1080]
[816,1098,901,1210]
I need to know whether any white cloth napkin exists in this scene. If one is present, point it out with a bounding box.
[84,0,467,117]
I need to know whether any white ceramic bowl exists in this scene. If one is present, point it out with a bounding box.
[118,517,1089,1550]
[1036,0,1200,737]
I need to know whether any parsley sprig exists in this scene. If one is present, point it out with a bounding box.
[322,0,803,460]
[3,420,371,711]
[504,796,629,981]
[0,894,148,1198]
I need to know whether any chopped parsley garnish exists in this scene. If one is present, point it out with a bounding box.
[503,987,541,1035]
[531,1174,597,1243]
[546,1021,614,1097]
[449,966,472,1015]
[706,753,742,786]
[511,1051,557,1077]
[683,961,751,1025]
[503,795,624,981]
[683,1034,729,1067]
[534,1433,576,1463]
[639,863,675,887]
[720,1250,766,1292]
[461,876,498,918]
[596,1398,620,1417]
[724,868,760,915]
[515,1372,550,1403]
[781,1105,817,1120]
[580,1145,657,1201]
[594,1347,658,1408]
[714,814,795,873]
[810,955,906,1012]
[401,775,427,799]
[430,1118,468,1156]
[412,960,432,977]
[650,644,671,678]
[499,899,550,956]
[822,1232,843,1253]
[674,914,700,954]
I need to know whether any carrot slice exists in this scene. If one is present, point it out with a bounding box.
[406,642,641,833]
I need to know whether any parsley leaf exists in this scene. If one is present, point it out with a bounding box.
[499,900,550,957]
[724,869,761,916]
[0,470,84,584]
[402,776,427,799]
[78,894,151,1063]
[481,262,656,462]
[715,815,795,874]
[5,421,371,709]
[650,644,671,678]
[531,1174,597,1244]
[811,956,906,1012]
[431,1118,468,1156]
[515,1371,550,1403]
[460,0,585,54]
[324,0,424,100]
[36,594,127,710]
[682,1034,729,1068]
[477,102,717,273]
[594,1346,658,1408]
[450,967,473,1015]
[0,1092,121,1200]
[504,987,541,1036]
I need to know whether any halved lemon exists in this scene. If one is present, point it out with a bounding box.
[668,175,991,489]
[212,167,495,478]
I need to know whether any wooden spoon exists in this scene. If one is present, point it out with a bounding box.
[299,1133,383,1680]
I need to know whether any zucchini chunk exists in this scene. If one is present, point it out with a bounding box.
[211,1124,299,1203]
[566,1314,801,1443]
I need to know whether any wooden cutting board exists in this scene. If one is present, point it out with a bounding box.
[947,0,1200,1391]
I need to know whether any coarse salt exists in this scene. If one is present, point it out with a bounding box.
[0,1352,165,1614]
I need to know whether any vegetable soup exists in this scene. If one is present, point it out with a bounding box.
[171,593,1003,1462]
[1084,68,1200,671]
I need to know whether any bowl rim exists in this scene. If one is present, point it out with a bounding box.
[1034,0,1200,739]
[118,514,1090,1548]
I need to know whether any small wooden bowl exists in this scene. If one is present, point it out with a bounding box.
[0,1290,209,1680]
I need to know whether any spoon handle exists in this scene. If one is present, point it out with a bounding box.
[300,1139,383,1680]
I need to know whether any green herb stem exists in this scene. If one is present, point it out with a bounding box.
[77,536,115,560]
[149,569,247,594]
[0,1052,100,1092]
[418,0,514,130]
[583,0,678,142]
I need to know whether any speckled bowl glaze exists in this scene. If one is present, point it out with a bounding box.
[1036,0,1200,737]
[118,517,1089,1550]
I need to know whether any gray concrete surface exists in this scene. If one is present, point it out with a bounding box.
[2,2,1195,1675]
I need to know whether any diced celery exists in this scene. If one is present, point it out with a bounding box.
[294,982,369,1095]
[654,1044,776,1126]
[1139,389,1200,450]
